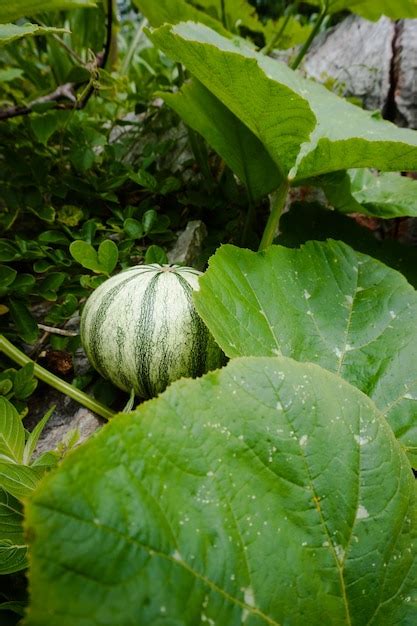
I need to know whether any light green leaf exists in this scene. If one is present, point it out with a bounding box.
[23,406,54,465]
[305,0,417,20]
[0,0,96,23]
[317,169,417,218]
[150,22,417,181]
[144,244,168,264]
[31,112,63,146]
[97,240,118,275]
[25,357,417,625]
[195,241,417,463]
[69,240,101,273]
[0,397,25,464]
[0,488,26,574]
[0,23,67,45]
[0,539,27,574]
[133,0,230,36]
[0,462,45,500]
[8,299,39,344]
[0,68,24,81]
[162,79,282,200]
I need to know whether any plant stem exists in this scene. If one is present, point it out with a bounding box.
[291,1,328,70]
[0,335,115,421]
[121,18,148,75]
[220,0,228,29]
[262,2,299,56]
[259,179,289,250]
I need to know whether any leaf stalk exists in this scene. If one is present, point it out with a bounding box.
[259,179,289,250]
[0,335,115,420]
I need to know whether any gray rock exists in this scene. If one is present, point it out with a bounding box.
[167,220,208,267]
[34,397,103,458]
[304,15,394,113]
[395,20,417,128]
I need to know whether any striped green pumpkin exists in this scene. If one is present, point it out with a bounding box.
[80,264,223,399]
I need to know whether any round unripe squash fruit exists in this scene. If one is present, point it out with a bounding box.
[80,264,223,399]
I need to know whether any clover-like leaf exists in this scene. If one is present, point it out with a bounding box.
[195,240,417,463]
[25,357,417,625]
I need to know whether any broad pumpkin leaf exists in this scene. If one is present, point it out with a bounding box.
[25,357,417,625]
[195,241,417,463]
[305,0,417,20]
[150,22,417,182]
[0,0,95,22]
[162,79,282,200]
[321,169,417,218]
[0,23,67,45]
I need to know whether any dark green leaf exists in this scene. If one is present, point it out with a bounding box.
[144,244,168,264]
[0,240,20,262]
[30,112,62,145]
[97,240,118,275]
[8,299,39,344]
[162,79,282,200]
[142,209,157,234]
[69,241,101,272]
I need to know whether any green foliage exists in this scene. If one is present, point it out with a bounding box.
[70,239,118,275]
[305,0,417,20]
[25,357,417,624]
[0,24,67,46]
[3,0,417,621]
[0,0,96,22]
[151,22,417,182]
[318,169,417,218]
[136,0,312,50]
[0,397,55,574]
[162,79,282,200]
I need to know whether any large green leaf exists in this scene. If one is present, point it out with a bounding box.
[0,23,67,45]
[0,0,95,22]
[150,22,417,181]
[323,169,417,218]
[133,0,230,36]
[162,79,282,199]
[306,0,417,20]
[0,488,26,574]
[195,241,417,463]
[25,357,417,625]
[0,397,25,464]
